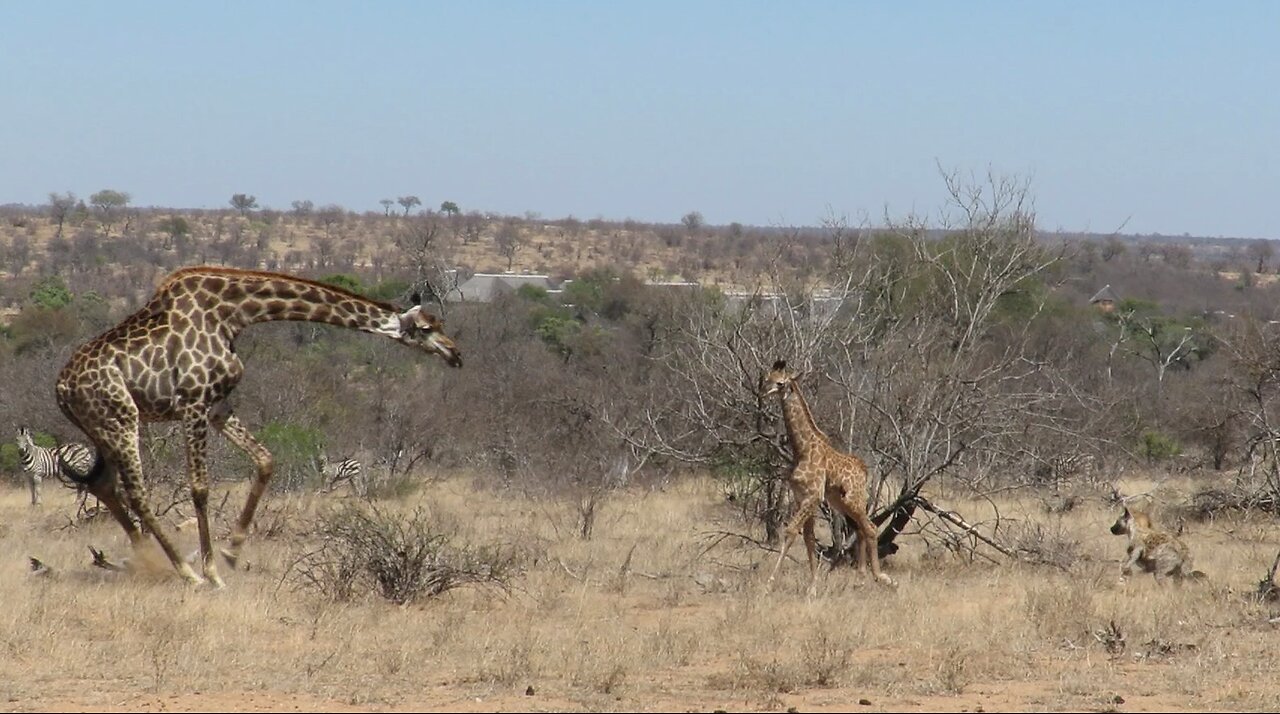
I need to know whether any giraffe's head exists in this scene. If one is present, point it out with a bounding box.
[761,360,799,398]
[397,304,463,368]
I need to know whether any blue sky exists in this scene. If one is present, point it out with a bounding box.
[1,1,1276,238]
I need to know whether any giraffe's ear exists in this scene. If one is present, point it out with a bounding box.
[772,360,787,371]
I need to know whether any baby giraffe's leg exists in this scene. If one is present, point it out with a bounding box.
[830,490,894,586]
[802,516,818,597]
[767,487,821,593]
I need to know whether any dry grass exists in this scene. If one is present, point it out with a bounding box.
[3,472,1280,712]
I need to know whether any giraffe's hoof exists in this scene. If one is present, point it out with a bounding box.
[219,548,241,569]
[202,576,227,591]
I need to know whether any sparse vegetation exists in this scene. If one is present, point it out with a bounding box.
[290,503,522,604]
[2,175,1280,710]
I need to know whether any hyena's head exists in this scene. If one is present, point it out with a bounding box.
[1110,507,1152,536]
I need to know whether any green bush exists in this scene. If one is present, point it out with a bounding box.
[29,276,72,309]
[0,443,22,475]
[1140,429,1182,462]
[318,273,364,295]
[367,278,411,303]
[257,420,324,490]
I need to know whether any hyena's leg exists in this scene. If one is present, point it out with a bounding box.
[1121,545,1142,578]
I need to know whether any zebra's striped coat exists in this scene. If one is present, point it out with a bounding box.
[16,427,93,506]
[319,455,364,493]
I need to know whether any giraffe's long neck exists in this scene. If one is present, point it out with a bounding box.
[780,384,828,461]
[166,268,407,341]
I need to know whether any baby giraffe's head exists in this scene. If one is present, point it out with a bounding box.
[761,360,799,398]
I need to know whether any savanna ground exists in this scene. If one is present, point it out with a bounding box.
[4,471,1280,713]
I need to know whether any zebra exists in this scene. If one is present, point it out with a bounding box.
[15,426,94,507]
[318,454,364,494]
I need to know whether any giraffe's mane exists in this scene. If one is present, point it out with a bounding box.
[158,266,404,312]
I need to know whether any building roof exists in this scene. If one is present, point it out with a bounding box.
[450,272,555,302]
[1089,284,1119,304]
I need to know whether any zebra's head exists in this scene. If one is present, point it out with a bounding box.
[16,426,33,450]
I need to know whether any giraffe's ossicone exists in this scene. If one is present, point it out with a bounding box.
[54,266,462,587]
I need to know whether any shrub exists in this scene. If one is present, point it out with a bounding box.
[1140,429,1181,462]
[291,504,523,604]
[257,420,324,491]
[28,276,72,309]
[367,278,411,303]
[318,273,364,295]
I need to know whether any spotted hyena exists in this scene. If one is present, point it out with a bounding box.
[1109,506,1205,583]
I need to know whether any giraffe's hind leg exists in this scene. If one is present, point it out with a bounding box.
[100,425,203,586]
[802,516,819,597]
[212,412,274,568]
[81,456,143,545]
[829,490,894,586]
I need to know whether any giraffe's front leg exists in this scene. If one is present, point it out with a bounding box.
[212,412,274,569]
[182,410,224,589]
[767,485,821,594]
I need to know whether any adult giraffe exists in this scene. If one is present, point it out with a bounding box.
[55,266,462,588]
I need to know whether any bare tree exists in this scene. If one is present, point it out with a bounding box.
[495,221,524,271]
[681,211,704,234]
[317,204,346,236]
[605,171,1072,559]
[1101,236,1126,262]
[1214,318,1280,503]
[48,192,77,239]
[1247,239,1275,274]
[394,214,454,304]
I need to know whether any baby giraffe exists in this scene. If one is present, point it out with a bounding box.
[762,360,893,594]
[1109,505,1204,584]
